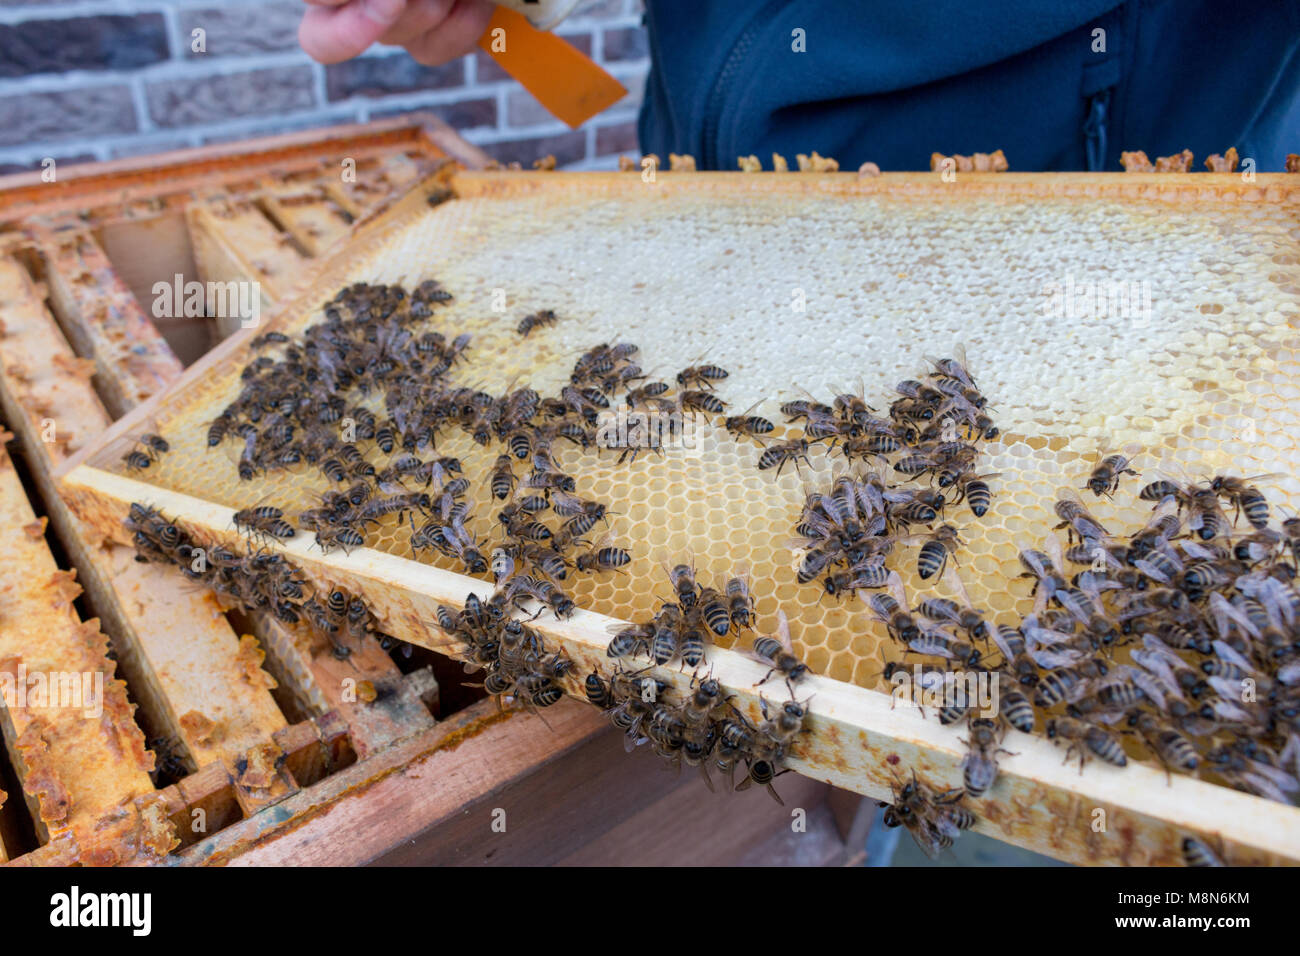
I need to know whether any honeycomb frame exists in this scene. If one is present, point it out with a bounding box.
[58,169,1300,866]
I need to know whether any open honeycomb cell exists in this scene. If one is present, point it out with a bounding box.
[89,173,1300,702]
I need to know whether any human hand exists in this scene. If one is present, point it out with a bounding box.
[298,0,496,66]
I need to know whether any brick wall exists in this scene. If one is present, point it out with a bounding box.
[0,0,649,174]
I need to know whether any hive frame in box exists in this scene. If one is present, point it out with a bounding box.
[56,169,1300,866]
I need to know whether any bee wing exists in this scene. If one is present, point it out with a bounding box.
[1208,592,1261,640]
[1178,539,1219,562]
[730,398,766,419]
[1211,639,1259,675]
[1132,556,1174,584]
[886,570,908,609]
[1029,647,1087,668]
[941,563,974,609]
[1118,665,1168,711]
[774,609,795,655]
[910,817,947,861]
[1042,531,1066,575]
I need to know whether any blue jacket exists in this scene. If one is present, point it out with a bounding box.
[638,1,1300,171]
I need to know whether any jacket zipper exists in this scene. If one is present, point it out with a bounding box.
[699,1,784,170]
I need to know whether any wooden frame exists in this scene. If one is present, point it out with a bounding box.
[52,167,1300,866]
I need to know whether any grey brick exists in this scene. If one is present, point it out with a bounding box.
[602,26,647,62]
[484,130,586,167]
[506,87,559,129]
[474,48,510,84]
[0,14,168,78]
[558,31,594,56]
[325,53,463,101]
[373,96,497,131]
[595,119,638,156]
[0,84,136,147]
[146,66,317,128]
[178,2,305,58]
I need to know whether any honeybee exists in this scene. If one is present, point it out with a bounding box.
[574,534,632,574]
[906,622,981,668]
[517,309,558,337]
[689,586,729,637]
[625,380,672,409]
[676,362,729,390]
[1209,473,1278,529]
[725,568,755,629]
[723,400,775,442]
[749,611,809,694]
[650,604,684,665]
[952,471,999,518]
[908,524,962,580]
[1045,716,1127,770]
[757,694,808,750]
[665,559,698,608]
[869,572,920,644]
[606,621,653,658]
[961,717,1013,797]
[1129,711,1199,776]
[679,389,727,416]
[1053,489,1109,544]
[757,438,811,476]
[232,502,296,540]
[824,561,891,597]
[735,757,789,806]
[490,455,517,499]
[1084,444,1141,498]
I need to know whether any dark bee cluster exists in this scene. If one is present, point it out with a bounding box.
[121,433,170,473]
[891,470,1300,807]
[207,276,746,623]
[787,349,998,599]
[126,501,383,660]
[878,767,978,860]
[593,561,808,801]
[584,665,807,804]
[432,591,574,714]
[605,561,753,668]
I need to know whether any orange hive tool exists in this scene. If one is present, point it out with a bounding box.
[479,6,627,130]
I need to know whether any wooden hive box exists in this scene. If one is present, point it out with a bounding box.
[49,160,1300,866]
[0,118,852,867]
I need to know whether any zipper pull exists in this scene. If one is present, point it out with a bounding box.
[1083,87,1112,172]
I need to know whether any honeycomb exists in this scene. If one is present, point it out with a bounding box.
[88,172,1300,700]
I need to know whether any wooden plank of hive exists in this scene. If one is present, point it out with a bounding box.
[0,113,489,228]
[339,153,426,216]
[57,469,1300,867]
[37,229,184,418]
[34,223,441,765]
[259,191,354,258]
[0,435,156,844]
[0,255,289,800]
[248,615,436,760]
[186,199,308,337]
[176,698,600,865]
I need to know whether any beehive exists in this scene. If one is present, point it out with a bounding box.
[58,169,1300,865]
